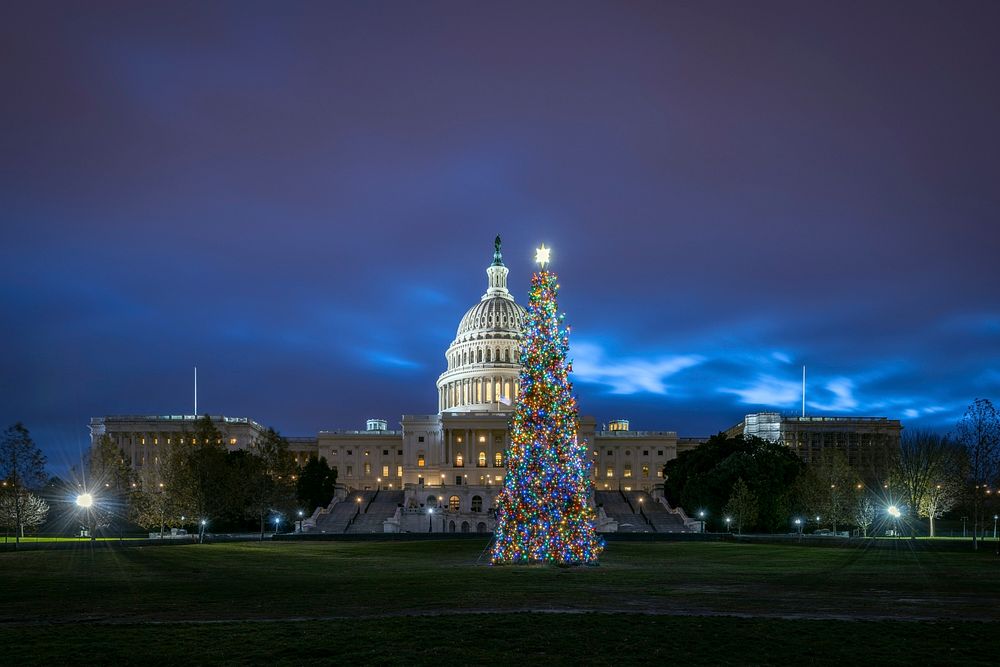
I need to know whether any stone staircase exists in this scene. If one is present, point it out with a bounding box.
[594,490,647,532]
[313,491,374,533]
[593,490,692,533]
[624,490,689,533]
[345,489,405,534]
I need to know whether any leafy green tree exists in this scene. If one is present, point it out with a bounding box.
[664,433,805,532]
[0,423,47,547]
[799,449,856,534]
[723,478,758,534]
[297,456,337,514]
[242,428,297,538]
[88,434,137,532]
[186,415,229,522]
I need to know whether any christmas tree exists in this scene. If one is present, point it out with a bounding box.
[491,245,603,565]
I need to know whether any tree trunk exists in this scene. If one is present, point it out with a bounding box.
[929,514,936,538]
[260,512,265,541]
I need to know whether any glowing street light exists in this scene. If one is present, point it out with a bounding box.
[725,517,732,532]
[297,509,304,533]
[75,493,94,508]
[887,505,901,518]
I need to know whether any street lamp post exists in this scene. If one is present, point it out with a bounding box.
[274,516,281,535]
[428,507,434,533]
[725,517,732,533]
[199,519,207,544]
[698,510,706,533]
[794,518,802,540]
[75,493,96,542]
[887,505,902,540]
[297,510,304,533]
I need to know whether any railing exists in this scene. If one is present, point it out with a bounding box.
[344,506,361,532]
[364,490,379,514]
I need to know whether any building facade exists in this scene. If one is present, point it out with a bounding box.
[90,239,701,532]
[726,412,902,469]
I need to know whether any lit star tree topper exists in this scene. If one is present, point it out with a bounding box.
[491,245,603,565]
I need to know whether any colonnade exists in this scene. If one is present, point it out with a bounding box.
[438,376,519,411]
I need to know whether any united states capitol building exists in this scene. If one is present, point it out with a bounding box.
[89,239,709,534]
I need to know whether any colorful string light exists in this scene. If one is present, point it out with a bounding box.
[491,269,603,565]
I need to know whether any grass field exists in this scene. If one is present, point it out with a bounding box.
[1,539,998,664]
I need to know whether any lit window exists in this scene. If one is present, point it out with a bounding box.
[624,465,632,478]
[347,466,353,477]
[479,435,486,443]
[229,438,237,445]
[606,467,614,478]
[382,465,389,477]
[657,469,663,478]
[417,453,425,467]
[457,436,463,443]
[364,462,371,476]
[396,465,402,478]
[141,438,145,445]
[478,451,486,467]
[642,465,649,478]
[495,452,502,467]
[153,438,158,445]
[364,450,369,456]
[456,453,464,467]
[449,495,460,511]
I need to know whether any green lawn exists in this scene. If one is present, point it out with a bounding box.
[2,536,146,543]
[1,539,998,664]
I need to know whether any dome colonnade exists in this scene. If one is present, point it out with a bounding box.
[436,237,527,412]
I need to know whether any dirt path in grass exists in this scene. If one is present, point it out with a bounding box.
[2,605,998,627]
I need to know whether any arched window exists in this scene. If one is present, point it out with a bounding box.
[455,453,464,467]
[461,521,470,533]
[495,452,502,467]
[504,349,510,362]
[486,349,491,362]
[449,495,460,512]
[449,520,456,533]
[426,495,437,506]
[471,495,483,512]
[478,451,486,467]
[477,522,487,533]
[477,349,482,363]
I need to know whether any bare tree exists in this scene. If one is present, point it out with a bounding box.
[0,423,47,548]
[956,399,1000,550]
[894,431,965,537]
[854,494,876,537]
[0,491,49,538]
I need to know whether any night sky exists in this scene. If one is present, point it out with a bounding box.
[2,2,998,473]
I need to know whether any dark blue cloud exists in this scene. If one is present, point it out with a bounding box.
[1,1,998,472]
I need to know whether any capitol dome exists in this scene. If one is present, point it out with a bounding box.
[436,237,526,413]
